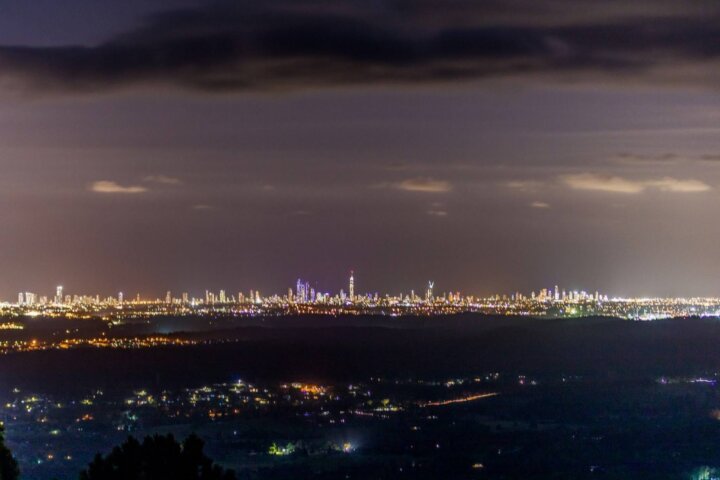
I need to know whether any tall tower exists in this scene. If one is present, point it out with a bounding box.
[296,279,303,303]
[349,271,355,301]
[56,285,64,305]
[426,281,434,301]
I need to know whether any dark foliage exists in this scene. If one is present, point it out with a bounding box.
[79,433,235,480]
[0,426,19,480]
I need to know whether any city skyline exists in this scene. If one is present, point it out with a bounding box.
[8,269,720,304]
[7,274,720,323]
[4,272,709,307]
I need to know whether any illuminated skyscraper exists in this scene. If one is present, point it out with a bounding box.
[24,292,36,306]
[296,279,304,303]
[56,285,64,305]
[426,281,434,301]
[349,271,355,301]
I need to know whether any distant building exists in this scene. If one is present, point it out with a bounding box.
[349,271,355,301]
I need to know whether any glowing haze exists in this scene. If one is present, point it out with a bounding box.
[1,0,720,299]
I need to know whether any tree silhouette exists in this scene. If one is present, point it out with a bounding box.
[79,433,235,480]
[0,425,19,480]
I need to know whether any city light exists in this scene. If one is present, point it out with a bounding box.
[4,274,720,321]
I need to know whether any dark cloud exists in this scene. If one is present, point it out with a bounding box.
[700,154,720,163]
[2,1,720,94]
[614,152,720,166]
[613,153,684,165]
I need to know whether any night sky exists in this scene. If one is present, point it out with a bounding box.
[2,0,720,299]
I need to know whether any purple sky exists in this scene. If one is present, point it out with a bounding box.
[2,0,720,299]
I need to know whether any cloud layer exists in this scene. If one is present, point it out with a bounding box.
[395,178,452,193]
[143,175,182,185]
[2,0,720,94]
[562,173,711,194]
[90,180,147,194]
